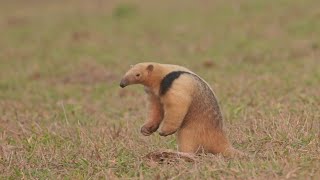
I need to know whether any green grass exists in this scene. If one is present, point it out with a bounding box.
[0,0,319,179]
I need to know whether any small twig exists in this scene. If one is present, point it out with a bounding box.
[285,167,301,179]
[7,151,13,171]
[60,101,69,125]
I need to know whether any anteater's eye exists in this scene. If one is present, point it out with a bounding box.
[136,73,140,77]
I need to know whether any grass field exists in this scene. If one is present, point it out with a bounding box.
[0,0,319,179]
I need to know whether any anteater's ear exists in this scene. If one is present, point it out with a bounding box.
[146,64,154,72]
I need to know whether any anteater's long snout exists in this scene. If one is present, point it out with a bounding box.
[119,78,128,88]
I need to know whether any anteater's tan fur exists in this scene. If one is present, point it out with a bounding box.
[120,62,241,157]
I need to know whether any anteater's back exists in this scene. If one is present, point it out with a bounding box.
[177,73,231,154]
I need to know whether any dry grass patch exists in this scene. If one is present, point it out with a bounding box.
[0,0,319,179]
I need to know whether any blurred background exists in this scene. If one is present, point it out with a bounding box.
[0,0,319,179]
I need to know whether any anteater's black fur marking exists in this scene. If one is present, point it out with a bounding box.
[159,71,190,95]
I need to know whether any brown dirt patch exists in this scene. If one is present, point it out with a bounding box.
[71,31,91,42]
[6,16,29,26]
[144,150,195,165]
[203,60,216,68]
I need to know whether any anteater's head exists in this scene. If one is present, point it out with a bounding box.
[119,63,154,88]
